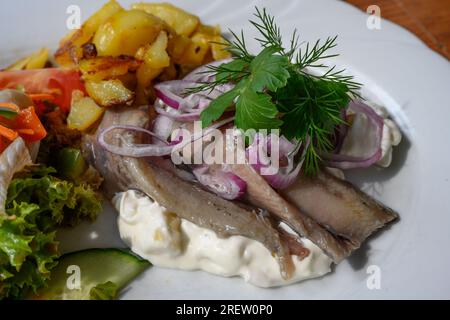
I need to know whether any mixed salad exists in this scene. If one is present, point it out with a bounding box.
[0,0,402,299]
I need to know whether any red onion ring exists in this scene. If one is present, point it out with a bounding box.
[99,117,235,158]
[154,105,201,122]
[98,125,174,157]
[322,100,384,169]
[183,58,233,82]
[246,133,304,189]
[154,80,200,110]
[332,108,349,154]
[193,165,246,200]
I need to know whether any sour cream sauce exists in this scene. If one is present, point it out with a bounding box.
[114,190,332,288]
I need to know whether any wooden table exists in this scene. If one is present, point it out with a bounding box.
[347,0,450,59]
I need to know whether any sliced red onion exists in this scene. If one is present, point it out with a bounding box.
[154,80,200,110]
[215,83,235,93]
[246,133,304,189]
[98,125,174,157]
[152,114,176,142]
[193,165,246,200]
[99,117,235,158]
[155,105,201,122]
[154,80,233,113]
[332,108,349,154]
[264,163,302,189]
[323,100,384,169]
[183,58,233,82]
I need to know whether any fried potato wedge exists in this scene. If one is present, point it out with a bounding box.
[93,9,163,57]
[55,0,124,66]
[79,56,141,81]
[131,2,199,37]
[68,91,105,131]
[5,48,49,71]
[85,79,134,107]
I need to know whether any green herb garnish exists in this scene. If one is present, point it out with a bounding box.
[189,7,361,175]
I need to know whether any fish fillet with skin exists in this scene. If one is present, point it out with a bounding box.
[280,169,398,246]
[231,164,354,263]
[231,163,398,263]
[82,107,295,278]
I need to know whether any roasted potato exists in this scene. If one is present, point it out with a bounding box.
[193,24,231,61]
[5,48,49,70]
[55,0,123,66]
[55,1,230,107]
[135,31,170,69]
[158,61,178,82]
[117,72,138,90]
[135,31,171,104]
[131,2,199,37]
[93,9,163,57]
[166,34,192,63]
[178,32,211,65]
[79,56,141,81]
[67,91,105,131]
[83,0,124,35]
[210,35,231,60]
[85,79,134,107]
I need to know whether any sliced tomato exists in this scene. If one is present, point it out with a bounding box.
[0,68,85,113]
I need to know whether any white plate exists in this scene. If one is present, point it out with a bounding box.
[1,0,450,299]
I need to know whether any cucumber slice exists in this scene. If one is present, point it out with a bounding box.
[29,248,151,300]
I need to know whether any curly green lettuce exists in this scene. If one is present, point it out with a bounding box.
[0,165,102,299]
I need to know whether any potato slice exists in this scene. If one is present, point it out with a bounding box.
[26,48,49,69]
[132,2,199,37]
[117,72,138,91]
[195,24,221,36]
[93,9,163,57]
[79,56,141,81]
[178,32,210,65]
[136,31,170,69]
[55,0,123,66]
[211,35,231,60]
[135,31,170,104]
[158,62,178,82]
[67,92,105,131]
[167,34,192,63]
[192,25,231,61]
[85,79,134,107]
[5,48,49,70]
[83,0,124,35]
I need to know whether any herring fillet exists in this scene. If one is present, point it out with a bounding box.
[231,164,354,263]
[280,169,398,246]
[82,107,295,278]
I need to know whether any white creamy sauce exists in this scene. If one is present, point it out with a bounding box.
[341,102,402,167]
[114,190,332,288]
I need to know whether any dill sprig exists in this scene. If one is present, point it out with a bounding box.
[187,7,362,175]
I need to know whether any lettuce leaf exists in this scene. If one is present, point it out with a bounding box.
[0,165,102,300]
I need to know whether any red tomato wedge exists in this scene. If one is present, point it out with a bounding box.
[0,68,85,112]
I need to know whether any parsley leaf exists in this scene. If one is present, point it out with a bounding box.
[235,89,282,130]
[200,87,240,127]
[249,47,290,92]
[201,46,289,129]
[215,59,249,83]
